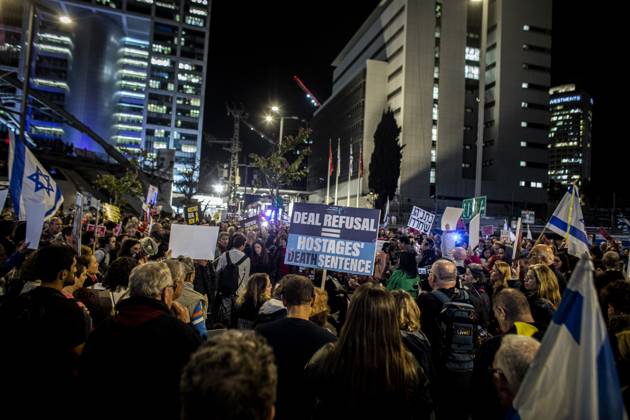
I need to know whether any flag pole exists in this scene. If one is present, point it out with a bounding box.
[346,143,352,207]
[334,138,340,205]
[565,184,576,242]
[325,138,331,204]
[92,201,100,253]
[356,145,362,207]
[320,269,327,290]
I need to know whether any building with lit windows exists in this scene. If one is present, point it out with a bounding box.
[547,84,592,186]
[308,0,552,214]
[0,0,211,182]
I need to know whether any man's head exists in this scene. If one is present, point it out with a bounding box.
[247,231,257,244]
[453,247,467,262]
[62,226,74,245]
[602,250,621,271]
[218,232,230,250]
[177,256,196,283]
[128,261,175,307]
[429,259,457,290]
[422,238,435,250]
[529,244,554,266]
[601,280,630,320]
[280,274,315,310]
[48,217,63,235]
[180,330,277,420]
[232,233,247,251]
[493,289,534,333]
[492,335,540,410]
[164,259,186,299]
[34,245,77,287]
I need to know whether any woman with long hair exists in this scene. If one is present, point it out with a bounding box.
[386,251,420,298]
[490,261,511,295]
[306,284,433,420]
[236,273,272,329]
[250,240,272,275]
[523,263,561,329]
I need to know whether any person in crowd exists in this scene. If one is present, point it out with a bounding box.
[236,273,272,329]
[256,280,288,326]
[440,228,458,259]
[251,240,273,275]
[41,216,63,244]
[256,275,336,420]
[117,238,141,259]
[492,335,541,416]
[481,247,493,265]
[523,264,561,329]
[55,225,76,248]
[600,280,630,411]
[391,289,436,398]
[306,284,433,420]
[552,251,571,280]
[175,256,208,339]
[244,230,258,258]
[180,330,278,420]
[310,288,337,336]
[79,248,100,288]
[91,256,137,317]
[216,232,251,296]
[486,242,506,271]
[387,250,420,298]
[529,243,567,291]
[80,262,202,420]
[463,263,491,329]
[271,234,291,283]
[0,219,16,256]
[94,235,116,272]
[490,260,512,296]
[452,247,468,275]
[416,259,480,420]
[595,250,626,292]
[373,241,391,282]
[471,288,543,420]
[215,232,230,259]
[0,245,86,420]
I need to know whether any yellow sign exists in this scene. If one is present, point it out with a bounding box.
[102,203,121,223]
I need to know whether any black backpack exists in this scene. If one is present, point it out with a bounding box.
[432,289,478,372]
[217,251,248,296]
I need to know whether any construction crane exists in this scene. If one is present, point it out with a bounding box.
[292,75,321,108]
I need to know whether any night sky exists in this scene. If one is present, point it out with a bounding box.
[203,0,628,204]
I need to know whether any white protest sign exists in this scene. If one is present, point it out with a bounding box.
[169,224,219,260]
[469,213,480,252]
[441,207,463,231]
[0,189,8,213]
[26,200,47,249]
[512,217,522,261]
[407,206,435,234]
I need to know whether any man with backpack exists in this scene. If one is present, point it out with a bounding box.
[416,258,481,420]
[215,233,250,326]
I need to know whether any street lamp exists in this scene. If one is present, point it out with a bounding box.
[213,183,225,194]
[264,106,301,147]
[19,2,73,143]
[472,0,488,198]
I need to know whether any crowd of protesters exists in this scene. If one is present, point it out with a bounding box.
[0,203,628,420]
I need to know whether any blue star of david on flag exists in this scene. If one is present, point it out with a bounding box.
[27,167,54,196]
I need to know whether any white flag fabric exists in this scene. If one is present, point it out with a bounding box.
[511,254,628,420]
[545,185,590,257]
[527,224,533,240]
[348,143,353,177]
[8,132,63,221]
[468,213,480,252]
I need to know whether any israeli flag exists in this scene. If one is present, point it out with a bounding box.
[545,185,590,257]
[8,132,63,221]
[511,254,628,420]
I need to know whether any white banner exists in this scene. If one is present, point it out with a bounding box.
[407,206,435,235]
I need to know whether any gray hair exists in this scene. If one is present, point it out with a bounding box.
[431,259,457,285]
[494,335,541,395]
[129,262,173,299]
[164,259,185,284]
[176,256,196,280]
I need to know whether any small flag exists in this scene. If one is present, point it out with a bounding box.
[527,224,533,240]
[8,132,63,221]
[511,254,628,420]
[328,138,334,177]
[359,145,364,178]
[336,138,341,179]
[349,143,353,177]
[545,185,590,257]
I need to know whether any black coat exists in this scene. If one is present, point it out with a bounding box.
[80,297,202,420]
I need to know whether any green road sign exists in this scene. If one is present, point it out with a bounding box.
[462,196,487,220]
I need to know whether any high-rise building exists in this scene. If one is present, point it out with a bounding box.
[308,0,552,215]
[548,84,592,186]
[0,0,211,185]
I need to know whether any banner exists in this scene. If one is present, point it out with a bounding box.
[240,215,259,229]
[95,225,107,238]
[285,203,380,276]
[407,206,435,235]
[146,184,158,206]
[482,225,495,237]
[169,224,219,260]
[521,210,535,225]
[185,205,200,225]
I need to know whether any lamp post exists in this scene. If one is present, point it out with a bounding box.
[18,1,72,142]
[473,0,488,198]
[264,105,301,147]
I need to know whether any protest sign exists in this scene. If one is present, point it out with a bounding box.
[469,213,480,251]
[285,203,380,276]
[169,224,219,260]
[96,225,107,238]
[185,205,200,225]
[482,225,495,237]
[146,185,158,206]
[102,203,121,223]
[240,215,259,229]
[407,206,435,235]
[441,207,463,231]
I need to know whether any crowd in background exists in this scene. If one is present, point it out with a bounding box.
[0,204,628,420]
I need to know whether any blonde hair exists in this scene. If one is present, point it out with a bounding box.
[391,289,421,332]
[493,261,511,292]
[529,244,554,265]
[529,264,561,308]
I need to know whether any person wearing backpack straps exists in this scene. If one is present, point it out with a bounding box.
[416,258,481,420]
[215,233,250,326]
